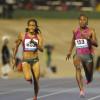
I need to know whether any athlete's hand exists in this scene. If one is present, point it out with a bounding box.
[37,45,43,52]
[66,53,71,60]
[33,41,38,46]
[30,40,38,46]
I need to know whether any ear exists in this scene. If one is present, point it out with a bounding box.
[86,17,88,25]
[26,28,28,32]
[86,20,88,25]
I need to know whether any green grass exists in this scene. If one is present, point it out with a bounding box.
[13,9,100,19]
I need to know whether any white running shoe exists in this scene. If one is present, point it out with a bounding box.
[80,90,85,98]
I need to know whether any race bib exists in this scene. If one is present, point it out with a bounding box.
[24,39,38,51]
[75,39,88,48]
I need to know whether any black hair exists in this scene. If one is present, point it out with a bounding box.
[25,19,41,34]
[79,14,88,19]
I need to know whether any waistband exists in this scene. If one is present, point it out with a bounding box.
[23,57,39,62]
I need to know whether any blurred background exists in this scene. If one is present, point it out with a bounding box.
[0,0,100,78]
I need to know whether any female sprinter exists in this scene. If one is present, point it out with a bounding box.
[12,19,43,100]
[66,14,98,97]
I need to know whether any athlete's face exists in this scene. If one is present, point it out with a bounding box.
[79,16,88,28]
[28,21,36,33]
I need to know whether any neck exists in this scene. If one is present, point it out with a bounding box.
[29,32,35,35]
[80,26,87,30]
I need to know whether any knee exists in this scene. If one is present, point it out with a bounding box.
[73,59,81,70]
[75,66,81,71]
[33,70,40,80]
[73,59,81,66]
[34,74,40,81]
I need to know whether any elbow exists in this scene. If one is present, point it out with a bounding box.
[93,43,98,47]
[96,43,98,47]
[91,40,98,47]
[94,41,98,47]
[38,46,43,52]
[39,48,44,52]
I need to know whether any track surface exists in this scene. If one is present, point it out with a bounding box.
[0,72,100,100]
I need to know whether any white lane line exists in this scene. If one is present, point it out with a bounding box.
[88,95,100,100]
[26,87,77,100]
[40,88,64,92]
[0,88,69,95]
[0,88,32,95]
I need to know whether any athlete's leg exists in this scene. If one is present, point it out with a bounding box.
[32,62,40,100]
[73,55,84,91]
[22,62,32,83]
[82,55,93,84]
[87,61,93,83]
[96,56,100,70]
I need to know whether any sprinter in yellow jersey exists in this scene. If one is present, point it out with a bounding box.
[12,19,43,100]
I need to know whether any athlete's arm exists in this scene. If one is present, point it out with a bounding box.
[37,33,43,52]
[13,32,22,59]
[68,35,75,53]
[90,28,98,47]
[66,30,75,60]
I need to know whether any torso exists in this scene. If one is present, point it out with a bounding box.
[74,27,93,55]
[21,32,39,59]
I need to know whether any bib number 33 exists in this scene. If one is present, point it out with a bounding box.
[75,39,88,48]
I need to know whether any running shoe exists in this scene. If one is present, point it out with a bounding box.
[27,79,32,84]
[33,96,37,100]
[85,80,91,85]
[80,90,85,98]
[30,79,32,84]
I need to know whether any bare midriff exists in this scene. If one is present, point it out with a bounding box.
[23,51,38,59]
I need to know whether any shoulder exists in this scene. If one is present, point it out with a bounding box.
[87,27,96,38]
[18,32,25,40]
[18,32,24,36]
[88,27,96,38]
[37,33,43,39]
[73,27,79,32]
[73,27,79,33]
[88,27,95,33]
